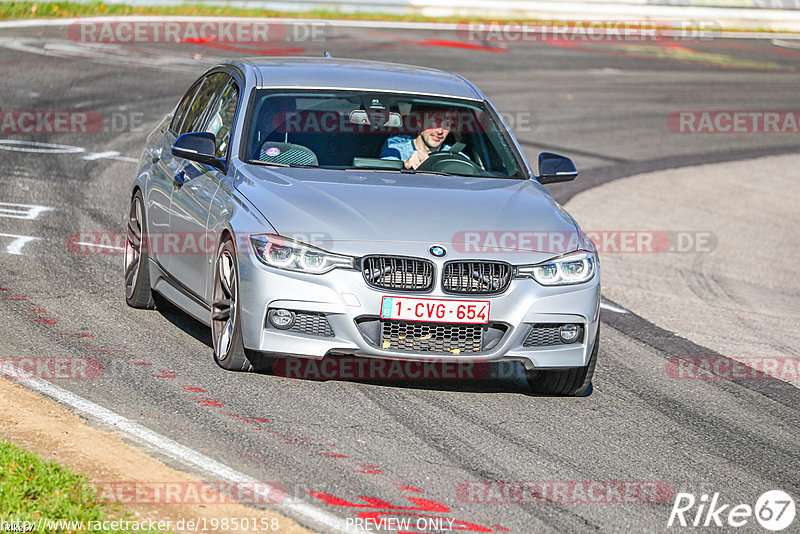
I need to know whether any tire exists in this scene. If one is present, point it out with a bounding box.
[210,237,256,372]
[124,190,156,309]
[526,327,598,397]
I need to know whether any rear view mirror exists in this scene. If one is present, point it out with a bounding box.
[171,132,225,171]
[536,152,578,184]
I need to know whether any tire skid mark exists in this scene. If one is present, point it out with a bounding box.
[350,387,589,530]
[395,484,424,493]
[0,285,348,457]
[237,450,267,463]
[185,39,305,56]
[542,38,792,71]
[0,287,28,301]
[1,285,508,531]
[364,30,506,54]
[697,39,800,59]
[136,406,192,434]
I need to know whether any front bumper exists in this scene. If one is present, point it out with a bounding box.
[237,251,600,370]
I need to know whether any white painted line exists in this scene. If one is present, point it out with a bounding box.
[0,139,85,154]
[74,241,126,251]
[83,151,120,161]
[600,301,630,314]
[0,15,463,30]
[0,202,52,220]
[0,15,447,31]
[22,378,364,534]
[0,36,208,73]
[0,233,39,255]
[0,139,138,164]
[84,150,138,162]
[112,155,140,163]
[82,150,138,163]
[773,38,800,48]
[0,15,797,39]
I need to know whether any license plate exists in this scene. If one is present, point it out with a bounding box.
[380,296,490,324]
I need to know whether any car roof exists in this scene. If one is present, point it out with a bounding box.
[225,57,484,100]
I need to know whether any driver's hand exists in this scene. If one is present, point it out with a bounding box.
[404,149,428,170]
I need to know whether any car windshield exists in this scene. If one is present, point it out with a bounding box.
[242,89,526,178]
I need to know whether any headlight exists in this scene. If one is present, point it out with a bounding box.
[250,234,355,274]
[516,251,596,286]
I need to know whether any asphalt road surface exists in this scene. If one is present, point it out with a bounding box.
[1,20,799,533]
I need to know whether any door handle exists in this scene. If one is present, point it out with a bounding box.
[152,147,162,163]
[173,169,187,188]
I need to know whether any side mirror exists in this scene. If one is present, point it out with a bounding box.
[536,152,578,184]
[171,132,225,171]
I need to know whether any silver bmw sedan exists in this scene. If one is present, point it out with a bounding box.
[125,57,600,396]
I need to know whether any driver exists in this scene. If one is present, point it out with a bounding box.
[380,108,460,170]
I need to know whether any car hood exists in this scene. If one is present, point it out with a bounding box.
[235,166,581,260]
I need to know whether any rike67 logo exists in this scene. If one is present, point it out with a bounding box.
[668,490,796,531]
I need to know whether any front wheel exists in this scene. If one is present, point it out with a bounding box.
[526,327,598,396]
[211,237,255,372]
[124,190,156,309]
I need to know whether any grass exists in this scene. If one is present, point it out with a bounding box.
[0,1,781,34]
[0,439,164,533]
[0,1,471,21]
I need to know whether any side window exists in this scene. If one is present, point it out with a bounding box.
[203,80,240,159]
[170,79,203,134]
[180,73,230,135]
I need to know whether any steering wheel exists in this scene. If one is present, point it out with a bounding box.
[416,151,481,176]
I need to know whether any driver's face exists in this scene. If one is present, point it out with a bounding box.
[418,113,453,150]
[419,127,449,150]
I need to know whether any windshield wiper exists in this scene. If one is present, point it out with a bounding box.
[247,159,290,167]
[331,166,460,176]
[247,159,319,168]
[399,169,465,177]
[248,159,468,176]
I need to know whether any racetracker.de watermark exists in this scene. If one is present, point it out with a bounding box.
[67,231,333,254]
[0,356,104,380]
[457,480,674,504]
[0,111,145,134]
[452,230,717,254]
[69,230,717,255]
[93,481,286,505]
[668,111,800,134]
[68,20,328,43]
[455,20,720,43]
[666,356,800,381]
[269,110,535,134]
[273,358,525,381]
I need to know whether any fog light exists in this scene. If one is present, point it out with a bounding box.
[268,309,295,330]
[559,324,580,344]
